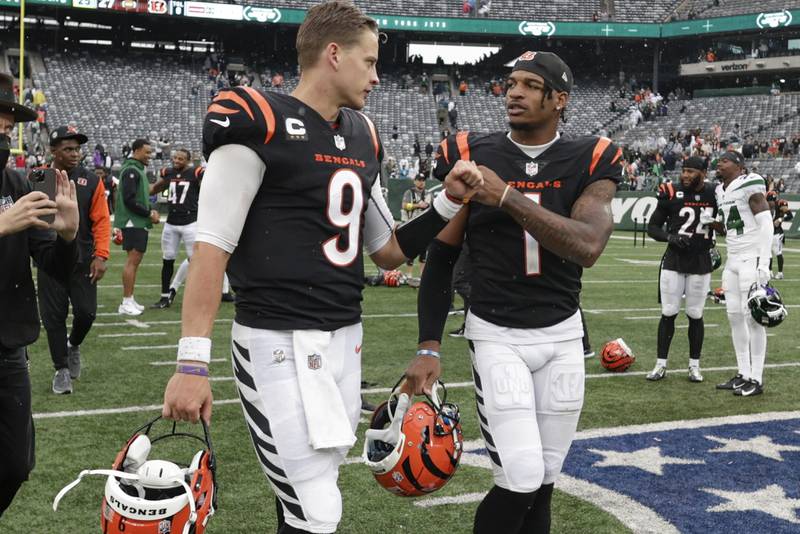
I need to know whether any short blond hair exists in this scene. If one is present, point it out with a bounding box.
[296,1,378,70]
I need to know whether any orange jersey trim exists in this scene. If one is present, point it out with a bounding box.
[359,113,380,159]
[589,137,612,176]
[213,91,254,120]
[456,131,470,161]
[438,140,449,165]
[207,103,241,115]
[241,87,275,145]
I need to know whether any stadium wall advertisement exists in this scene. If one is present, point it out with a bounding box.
[387,183,800,238]
[1,0,797,40]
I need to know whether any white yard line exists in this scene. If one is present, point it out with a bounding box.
[122,344,178,351]
[98,332,166,338]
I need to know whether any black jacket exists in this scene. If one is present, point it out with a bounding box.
[0,168,79,351]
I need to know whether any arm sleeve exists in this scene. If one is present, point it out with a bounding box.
[121,169,151,217]
[363,178,394,255]
[755,210,774,268]
[195,144,265,254]
[89,177,111,259]
[418,239,462,343]
[586,137,623,189]
[647,188,671,242]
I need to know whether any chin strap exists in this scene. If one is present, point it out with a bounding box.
[53,469,138,511]
[52,467,198,533]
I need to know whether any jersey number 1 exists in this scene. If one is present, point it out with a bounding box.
[524,193,541,276]
[323,169,364,267]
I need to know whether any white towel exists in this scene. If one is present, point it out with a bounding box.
[292,330,356,450]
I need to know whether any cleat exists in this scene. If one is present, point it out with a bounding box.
[221,292,235,303]
[448,325,465,338]
[775,272,784,280]
[646,364,667,381]
[734,379,763,397]
[168,288,177,305]
[583,349,595,359]
[67,343,81,380]
[132,300,145,312]
[52,368,73,394]
[715,373,746,390]
[688,367,703,383]
[151,296,171,309]
[118,301,143,316]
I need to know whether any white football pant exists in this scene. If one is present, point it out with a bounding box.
[659,269,711,319]
[721,255,767,383]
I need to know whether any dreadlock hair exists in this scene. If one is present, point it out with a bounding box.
[541,83,568,124]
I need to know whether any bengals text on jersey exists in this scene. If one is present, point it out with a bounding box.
[433,131,622,329]
[202,86,383,331]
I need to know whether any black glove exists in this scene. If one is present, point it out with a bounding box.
[668,234,691,249]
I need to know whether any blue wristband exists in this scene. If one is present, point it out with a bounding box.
[416,349,441,359]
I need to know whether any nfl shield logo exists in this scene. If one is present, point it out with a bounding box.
[334,135,346,150]
[525,162,538,176]
[308,353,322,370]
[158,519,172,534]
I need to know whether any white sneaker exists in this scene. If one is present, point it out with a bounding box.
[132,300,145,311]
[775,272,784,280]
[118,301,143,316]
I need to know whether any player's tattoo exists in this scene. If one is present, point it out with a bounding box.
[501,179,616,267]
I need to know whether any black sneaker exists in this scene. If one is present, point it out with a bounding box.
[168,288,177,305]
[221,292,235,303]
[734,379,763,397]
[361,396,377,414]
[151,296,171,309]
[715,374,747,390]
[448,325,465,338]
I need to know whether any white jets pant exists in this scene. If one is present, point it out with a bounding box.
[721,255,767,383]
[231,321,362,533]
[467,315,584,493]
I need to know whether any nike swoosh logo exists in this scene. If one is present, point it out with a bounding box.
[210,117,230,128]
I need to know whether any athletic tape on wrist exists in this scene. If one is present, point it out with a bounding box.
[433,191,462,221]
[177,337,212,364]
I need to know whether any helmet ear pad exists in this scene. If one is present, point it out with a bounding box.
[112,433,151,471]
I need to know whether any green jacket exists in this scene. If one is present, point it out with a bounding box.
[114,158,152,229]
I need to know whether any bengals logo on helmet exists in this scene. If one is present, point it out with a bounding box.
[518,51,537,61]
[600,338,635,372]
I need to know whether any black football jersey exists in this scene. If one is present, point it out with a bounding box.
[203,87,383,331]
[433,132,622,329]
[160,165,203,226]
[653,181,717,274]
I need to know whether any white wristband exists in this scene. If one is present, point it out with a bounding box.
[433,191,462,221]
[177,337,212,364]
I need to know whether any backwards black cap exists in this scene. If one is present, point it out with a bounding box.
[683,156,707,172]
[718,151,745,167]
[511,51,573,94]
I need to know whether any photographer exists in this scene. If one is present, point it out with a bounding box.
[38,126,110,395]
[0,72,79,516]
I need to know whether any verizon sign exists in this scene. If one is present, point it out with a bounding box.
[681,55,800,76]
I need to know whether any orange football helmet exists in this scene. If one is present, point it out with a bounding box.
[600,338,635,372]
[54,416,216,534]
[363,379,462,497]
[383,270,404,287]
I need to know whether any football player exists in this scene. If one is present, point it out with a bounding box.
[645,157,717,383]
[403,51,621,534]
[714,151,772,396]
[769,194,792,280]
[161,3,479,533]
[149,149,233,309]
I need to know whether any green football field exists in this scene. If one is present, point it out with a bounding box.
[2,228,798,534]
